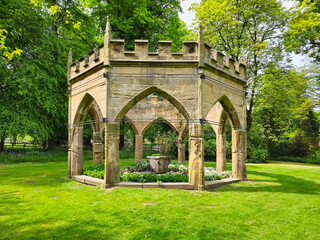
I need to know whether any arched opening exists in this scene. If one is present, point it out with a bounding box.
[204,97,246,179]
[142,118,178,159]
[119,117,138,162]
[115,86,190,121]
[104,87,190,185]
[69,93,103,177]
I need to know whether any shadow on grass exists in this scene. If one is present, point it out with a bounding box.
[218,170,320,195]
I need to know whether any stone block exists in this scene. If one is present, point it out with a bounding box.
[143,183,161,188]
[115,182,143,188]
[182,41,197,57]
[158,40,172,57]
[135,40,148,59]
[225,56,235,71]
[111,39,124,59]
[161,183,194,190]
[212,50,224,65]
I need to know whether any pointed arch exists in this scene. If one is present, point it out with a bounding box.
[141,117,179,135]
[73,93,103,133]
[115,86,190,121]
[123,116,139,135]
[205,95,241,130]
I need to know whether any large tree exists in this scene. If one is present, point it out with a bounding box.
[82,0,189,51]
[285,0,320,61]
[0,0,189,151]
[252,65,319,157]
[191,0,288,130]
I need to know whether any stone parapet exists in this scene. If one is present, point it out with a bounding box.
[68,39,247,82]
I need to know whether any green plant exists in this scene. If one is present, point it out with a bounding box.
[123,161,150,172]
[247,147,269,163]
[156,135,171,156]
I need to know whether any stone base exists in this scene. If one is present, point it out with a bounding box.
[147,156,172,174]
[73,175,242,191]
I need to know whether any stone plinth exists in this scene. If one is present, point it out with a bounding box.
[147,156,172,174]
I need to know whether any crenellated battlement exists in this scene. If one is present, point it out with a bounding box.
[108,39,199,61]
[67,18,247,82]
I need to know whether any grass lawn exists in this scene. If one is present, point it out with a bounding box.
[1,159,320,239]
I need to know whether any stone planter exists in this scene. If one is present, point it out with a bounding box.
[147,156,172,174]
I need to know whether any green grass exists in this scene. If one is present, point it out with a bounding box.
[1,158,320,239]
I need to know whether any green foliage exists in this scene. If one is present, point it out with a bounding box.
[247,145,269,163]
[273,156,320,165]
[121,172,189,183]
[83,0,188,51]
[82,163,105,178]
[252,65,319,157]
[144,121,177,157]
[203,123,216,158]
[0,0,188,150]
[191,0,288,130]
[168,162,188,175]
[285,0,320,60]
[123,161,150,172]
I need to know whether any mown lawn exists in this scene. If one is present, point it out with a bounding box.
[1,159,320,239]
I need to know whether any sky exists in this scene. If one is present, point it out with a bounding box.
[179,0,306,67]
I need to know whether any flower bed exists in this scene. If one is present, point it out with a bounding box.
[82,161,231,183]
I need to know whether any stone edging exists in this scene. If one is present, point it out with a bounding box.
[73,175,241,190]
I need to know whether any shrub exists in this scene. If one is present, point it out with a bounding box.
[124,161,150,172]
[82,163,104,179]
[204,167,222,181]
[247,146,269,163]
[168,163,188,175]
[120,172,188,183]
[275,156,320,165]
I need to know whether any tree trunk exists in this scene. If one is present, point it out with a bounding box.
[42,140,47,150]
[48,136,55,151]
[246,54,259,132]
[0,138,4,153]
[119,132,125,150]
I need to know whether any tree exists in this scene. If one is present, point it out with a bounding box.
[191,0,288,130]
[252,65,319,157]
[285,0,320,61]
[0,0,97,150]
[0,0,189,151]
[82,0,189,51]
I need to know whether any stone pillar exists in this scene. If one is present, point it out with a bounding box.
[68,127,72,178]
[104,122,120,188]
[93,131,103,165]
[135,134,143,163]
[70,126,83,176]
[177,133,185,163]
[188,123,204,191]
[216,133,227,171]
[232,129,247,179]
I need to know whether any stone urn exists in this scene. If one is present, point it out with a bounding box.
[147,156,172,174]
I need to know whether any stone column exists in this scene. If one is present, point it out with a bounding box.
[232,129,247,179]
[68,127,72,178]
[93,131,103,165]
[135,134,143,163]
[70,126,83,176]
[177,133,185,163]
[104,122,120,188]
[188,123,204,191]
[216,133,227,171]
